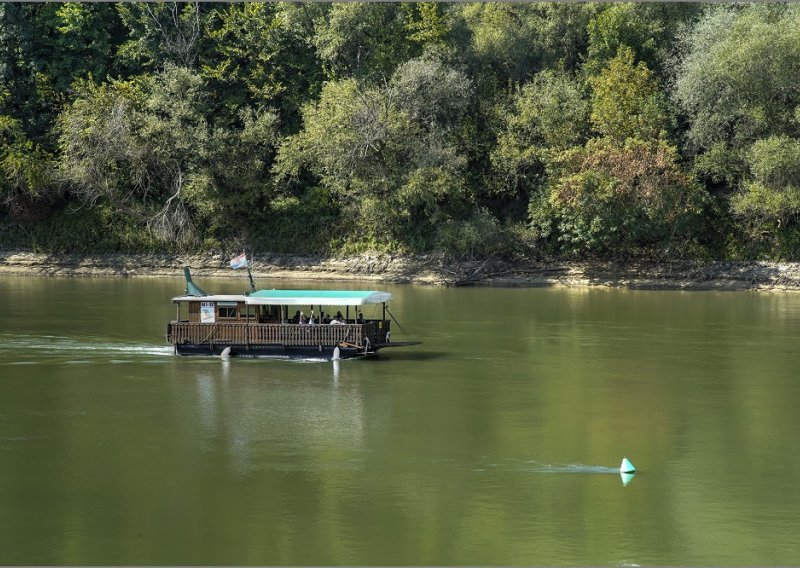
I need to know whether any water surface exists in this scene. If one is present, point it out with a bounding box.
[1,275,799,565]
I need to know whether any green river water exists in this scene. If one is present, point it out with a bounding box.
[1,274,799,565]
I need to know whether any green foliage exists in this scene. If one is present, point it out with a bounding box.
[455,3,593,84]
[589,46,671,143]
[276,57,473,249]
[201,3,322,130]
[51,3,123,90]
[116,2,207,70]
[3,2,800,262]
[312,3,413,83]
[0,3,124,144]
[202,106,282,243]
[2,204,161,254]
[672,5,800,258]
[674,5,800,152]
[492,70,589,200]
[532,138,706,257]
[257,188,340,253]
[435,208,504,260]
[0,115,56,219]
[732,136,800,229]
[404,3,450,48]
[585,3,700,77]
[692,142,747,190]
[389,54,471,129]
[57,67,212,247]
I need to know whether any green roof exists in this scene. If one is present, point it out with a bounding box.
[246,289,391,306]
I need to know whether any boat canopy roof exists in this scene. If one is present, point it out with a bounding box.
[172,294,247,303]
[246,289,392,306]
[172,289,392,306]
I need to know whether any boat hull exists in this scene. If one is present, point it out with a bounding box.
[174,343,376,360]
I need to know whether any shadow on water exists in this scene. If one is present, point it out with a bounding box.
[374,351,448,362]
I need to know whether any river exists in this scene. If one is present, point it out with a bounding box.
[1,274,799,565]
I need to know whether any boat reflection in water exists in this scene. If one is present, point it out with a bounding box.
[190,362,366,478]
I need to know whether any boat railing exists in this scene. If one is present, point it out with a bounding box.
[167,320,390,348]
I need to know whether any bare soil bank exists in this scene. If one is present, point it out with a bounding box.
[2,249,800,291]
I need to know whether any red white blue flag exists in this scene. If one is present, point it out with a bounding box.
[229,252,248,269]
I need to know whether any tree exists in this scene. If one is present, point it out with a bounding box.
[389,54,471,132]
[201,106,281,248]
[674,4,800,152]
[0,114,56,220]
[51,3,124,91]
[491,70,589,204]
[116,2,205,71]
[585,3,701,78]
[589,46,671,143]
[673,5,800,255]
[404,3,450,49]
[312,3,413,84]
[0,3,125,151]
[531,138,706,256]
[275,56,473,249]
[201,3,323,131]
[452,3,594,84]
[732,136,800,229]
[58,66,210,245]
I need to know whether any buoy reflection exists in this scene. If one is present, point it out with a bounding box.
[620,472,636,486]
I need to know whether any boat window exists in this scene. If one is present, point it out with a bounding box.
[219,306,237,319]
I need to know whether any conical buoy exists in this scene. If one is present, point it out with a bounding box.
[620,457,636,473]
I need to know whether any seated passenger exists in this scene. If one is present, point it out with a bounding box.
[309,310,316,325]
[292,310,301,324]
[357,311,364,324]
[299,311,308,325]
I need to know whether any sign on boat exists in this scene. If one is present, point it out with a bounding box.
[166,267,418,360]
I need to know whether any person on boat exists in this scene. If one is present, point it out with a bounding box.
[357,311,364,323]
[299,311,308,325]
[292,310,300,324]
[309,310,316,325]
[321,311,330,324]
[330,314,345,325]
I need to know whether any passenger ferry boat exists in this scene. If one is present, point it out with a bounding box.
[166,267,417,359]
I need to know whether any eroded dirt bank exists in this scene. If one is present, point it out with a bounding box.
[2,250,800,291]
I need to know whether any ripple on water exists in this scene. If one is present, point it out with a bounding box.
[0,334,174,365]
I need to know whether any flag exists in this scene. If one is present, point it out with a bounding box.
[229,252,248,269]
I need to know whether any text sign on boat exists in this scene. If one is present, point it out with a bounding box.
[200,301,215,323]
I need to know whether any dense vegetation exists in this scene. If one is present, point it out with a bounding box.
[3,2,800,261]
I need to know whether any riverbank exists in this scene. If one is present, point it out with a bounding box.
[2,249,800,291]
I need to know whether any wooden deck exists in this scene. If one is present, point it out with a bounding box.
[167,321,390,348]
